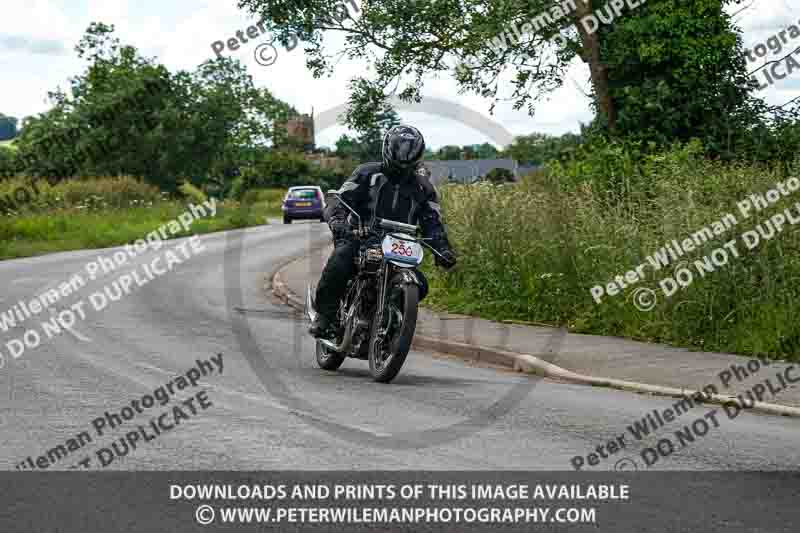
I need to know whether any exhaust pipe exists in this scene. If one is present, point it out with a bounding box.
[320,328,355,353]
[305,285,316,321]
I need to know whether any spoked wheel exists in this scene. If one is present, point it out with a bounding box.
[368,281,419,383]
[316,340,346,371]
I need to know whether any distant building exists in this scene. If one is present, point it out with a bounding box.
[274,112,315,152]
[306,153,351,173]
[423,159,539,185]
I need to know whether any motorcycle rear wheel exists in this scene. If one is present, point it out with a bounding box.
[368,282,419,383]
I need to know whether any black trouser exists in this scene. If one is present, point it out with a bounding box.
[315,241,359,319]
[314,240,428,320]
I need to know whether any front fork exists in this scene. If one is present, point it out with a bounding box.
[372,264,422,351]
[372,263,392,352]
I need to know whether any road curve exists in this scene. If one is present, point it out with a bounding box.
[1,222,799,471]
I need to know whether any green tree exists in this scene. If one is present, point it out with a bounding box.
[474,142,500,159]
[485,167,515,183]
[332,100,401,162]
[0,145,18,177]
[333,134,360,159]
[436,145,463,160]
[505,133,549,165]
[237,0,758,148]
[15,23,295,189]
[352,98,401,160]
[239,149,347,192]
[503,132,583,165]
[602,0,757,157]
[241,150,314,189]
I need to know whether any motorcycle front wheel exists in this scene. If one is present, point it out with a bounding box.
[368,280,419,383]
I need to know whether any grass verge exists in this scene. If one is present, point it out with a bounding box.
[0,202,275,261]
[422,142,800,360]
[0,201,267,260]
[0,178,285,260]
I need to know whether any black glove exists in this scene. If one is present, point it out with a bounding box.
[435,248,457,270]
[329,217,352,245]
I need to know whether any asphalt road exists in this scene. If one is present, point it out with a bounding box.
[1,221,799,471]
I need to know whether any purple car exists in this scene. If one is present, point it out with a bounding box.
[282,186,326,224]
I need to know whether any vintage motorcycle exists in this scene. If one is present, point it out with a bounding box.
[305,191,449,383]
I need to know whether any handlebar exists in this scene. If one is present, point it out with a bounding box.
[348,221,448,262]
[350,219,418,240]
[376,218,418,235]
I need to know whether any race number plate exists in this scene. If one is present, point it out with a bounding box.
[381,234,423,266]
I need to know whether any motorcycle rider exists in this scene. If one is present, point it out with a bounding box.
[309,124,457,338]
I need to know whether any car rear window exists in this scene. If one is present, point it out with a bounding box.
[289,189,318,199]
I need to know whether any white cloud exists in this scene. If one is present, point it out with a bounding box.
[1,0,74,41]
[84,0,130,25]
[1,0,799,144]
[0,35,67,55]
[730,0,796,34]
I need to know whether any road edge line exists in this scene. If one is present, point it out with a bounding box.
[268,257,800,419]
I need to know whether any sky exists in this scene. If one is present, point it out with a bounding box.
[1,0,800,150]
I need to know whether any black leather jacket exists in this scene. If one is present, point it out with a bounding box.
[324,162,452,252]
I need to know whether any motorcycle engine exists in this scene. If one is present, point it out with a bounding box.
[350,291,377,360]
[362,244,383,273]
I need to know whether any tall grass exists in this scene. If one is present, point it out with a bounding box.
[0,176,267,260]
[423,142,800,359]
[0,175,164,213]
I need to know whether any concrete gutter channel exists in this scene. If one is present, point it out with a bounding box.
[268,252,800,419]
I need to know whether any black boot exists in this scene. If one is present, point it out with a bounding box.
[309,313,335,338]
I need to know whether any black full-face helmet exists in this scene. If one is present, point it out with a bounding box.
[381,125,425,175]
